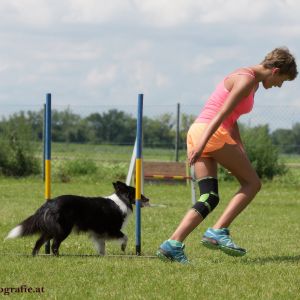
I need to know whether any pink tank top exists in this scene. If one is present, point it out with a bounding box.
[196,69,256,129]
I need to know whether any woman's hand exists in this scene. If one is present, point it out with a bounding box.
[188,147,203,166]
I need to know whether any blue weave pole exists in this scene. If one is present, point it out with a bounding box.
[44,93,51,254]
[135,94,143,255]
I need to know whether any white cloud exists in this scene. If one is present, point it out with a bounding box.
[185,55,215,73]
[0,0,298,29]
[155,73,170,88]
[277,25,300,38]
[63,0,133,23]
[132,0,272,27]
[113,40,152,61]
[35,41,103,61]
[134,0,191,27]
[128,60,153,92]
[0,0,52,26]
[0,0,299,129]
[195,1,269,24]
[85,65,117,87]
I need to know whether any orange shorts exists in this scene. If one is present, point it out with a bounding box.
[187,123,237,158]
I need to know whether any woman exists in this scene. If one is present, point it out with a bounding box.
[157,47,298,264]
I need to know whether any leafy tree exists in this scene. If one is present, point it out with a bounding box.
[271,122,300,154]
[241,124,286,179]
[99,109,136,144]
[180,113,196,149]
[272,128,296,154]
[26,110,44,140]
[0,114,40,176]
[291,123,300,154]
[143,114,174,147]
[86,113,104,143]
[51,108,85,143]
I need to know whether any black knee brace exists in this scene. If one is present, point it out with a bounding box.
[192,177,219,219]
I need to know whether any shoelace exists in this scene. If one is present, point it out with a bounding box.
[218,235,238,248]
[213,229,239,248]
[220,234,244,249]
[174,245,188,262]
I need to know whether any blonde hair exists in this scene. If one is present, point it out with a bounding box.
[261,47,298,80]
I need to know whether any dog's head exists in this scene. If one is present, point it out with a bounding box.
[113,181,150,207]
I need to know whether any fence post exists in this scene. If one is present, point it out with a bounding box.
[175,103,180,162]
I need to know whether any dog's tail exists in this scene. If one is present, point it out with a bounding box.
[5,202,52,239]
[6,213,43,240]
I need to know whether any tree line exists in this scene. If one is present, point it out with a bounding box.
[0,108,192,148]
[0,108,299,153]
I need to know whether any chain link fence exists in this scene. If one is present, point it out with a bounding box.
[1,102,300,141]
[1,102,299,128]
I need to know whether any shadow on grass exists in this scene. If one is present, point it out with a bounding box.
[1,253,157,259]
[242,255,300,265]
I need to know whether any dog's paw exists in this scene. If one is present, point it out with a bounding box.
[121,235,128,252]
[121,243,127,252]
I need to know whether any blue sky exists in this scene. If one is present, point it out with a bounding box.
[0,0,299,128]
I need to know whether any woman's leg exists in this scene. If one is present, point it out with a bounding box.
[158,143,261,262]
[170,157,218,242]
[210,143,261,229]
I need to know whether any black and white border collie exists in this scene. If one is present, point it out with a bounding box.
[6,181,149,256]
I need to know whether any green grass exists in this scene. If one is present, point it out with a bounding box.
[50,142,187,162]
[1,172,300,299]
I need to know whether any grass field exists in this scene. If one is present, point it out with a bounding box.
[50,143,188,163]
[1,147,300,299]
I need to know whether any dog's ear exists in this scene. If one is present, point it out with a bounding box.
[113,181,128,192]
[140,194,150,207]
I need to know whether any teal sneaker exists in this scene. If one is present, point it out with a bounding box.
[156,240,189,264]
[201,228,246,257]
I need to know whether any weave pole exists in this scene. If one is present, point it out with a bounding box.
[44,93,52,254]
[135,94,143,256]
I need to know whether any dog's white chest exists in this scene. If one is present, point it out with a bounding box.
[108,194,128,214]
[108,194,132,229]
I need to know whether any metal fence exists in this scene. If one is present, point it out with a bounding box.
[0,102,299,181]
[1,102,299,128]
[1,102,300,145]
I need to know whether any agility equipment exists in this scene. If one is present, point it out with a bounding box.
[135,94,143,255]
[127,160,197,204]
[44,93,52,254]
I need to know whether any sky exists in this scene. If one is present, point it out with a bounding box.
[0,0,299,128]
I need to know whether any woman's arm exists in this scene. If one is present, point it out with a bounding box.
[230,122,245,153]
[188,75,255,165]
